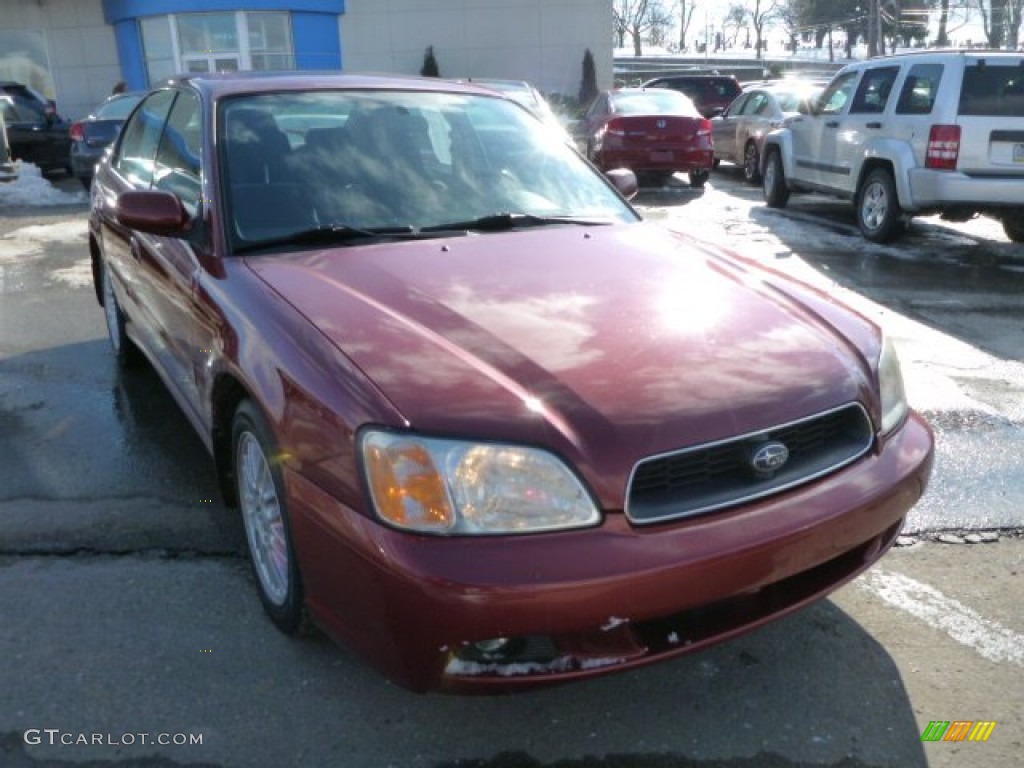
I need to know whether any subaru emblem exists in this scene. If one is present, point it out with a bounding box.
[750,441,789,474]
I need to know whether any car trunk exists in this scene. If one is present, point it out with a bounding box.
[955,62,1024,176]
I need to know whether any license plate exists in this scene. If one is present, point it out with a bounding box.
[1014,143,1024,163]
[651,150,673,162]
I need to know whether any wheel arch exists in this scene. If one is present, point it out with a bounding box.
[760,131,792,180]
[858,140,915,209]
[89,234,103,307]
[211,372,253,508]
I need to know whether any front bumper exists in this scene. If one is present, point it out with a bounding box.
[289,411,933,692]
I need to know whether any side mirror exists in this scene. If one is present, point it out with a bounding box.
[116,190,191,237]
[605,168,638,201]
[707,106,725,118]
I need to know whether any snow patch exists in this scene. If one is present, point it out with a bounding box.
[6,219,89,244]
[0,162,86,207]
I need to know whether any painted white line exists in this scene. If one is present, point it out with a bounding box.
[859,568,1024,667]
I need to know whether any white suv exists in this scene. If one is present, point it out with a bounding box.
[760,51,1024,243]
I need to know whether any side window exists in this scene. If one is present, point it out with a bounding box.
[850,66,900,114]
[154,90,202,216]
[818,72,859,115]
[725,93,748,116]
[896,64,944,115]
[744,93,768,116]
[114,90,175,188]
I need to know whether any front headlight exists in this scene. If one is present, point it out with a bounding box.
[878,336,909,435]
[360,430,601,535]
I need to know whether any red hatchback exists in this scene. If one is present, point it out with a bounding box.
[580,87,714,187]
[89,72,933,692]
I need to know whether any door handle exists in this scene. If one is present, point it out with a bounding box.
[866,122,882,129]
[825,121,840,128]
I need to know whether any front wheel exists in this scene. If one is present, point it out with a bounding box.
[857,168,903,243]
[233,400,307,634]
[1004,212,1024,242]
[762,149,789,208]
[100,259,140,367]
[742,141,761,184]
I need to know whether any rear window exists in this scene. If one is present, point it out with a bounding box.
[613,90,701,117]
[959,63,1024,116]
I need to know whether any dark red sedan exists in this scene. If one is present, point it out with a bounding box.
[89,72,933,692]
[580,87,714,188]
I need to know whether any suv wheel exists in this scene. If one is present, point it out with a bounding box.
[762,149,789,208]
[743,141,761,184]
[857,169,904,243]
[1004,213,1024,243]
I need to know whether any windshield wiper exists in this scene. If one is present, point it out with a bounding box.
[234,224,418,254]
[419,212,613,233]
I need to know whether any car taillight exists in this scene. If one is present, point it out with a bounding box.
[926,125,960,170]
[605,118,626,137]
[696,118,712,137]
[69,122,85,142]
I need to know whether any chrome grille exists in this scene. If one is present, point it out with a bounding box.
[626,403,874,525]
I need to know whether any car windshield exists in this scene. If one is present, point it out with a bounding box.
[96,94,143,120]
[220,89,636,250]
[612,90,699,117]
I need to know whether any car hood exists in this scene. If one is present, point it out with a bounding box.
[247,223,877,499]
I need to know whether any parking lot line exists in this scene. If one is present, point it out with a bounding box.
[859,567,1024,666]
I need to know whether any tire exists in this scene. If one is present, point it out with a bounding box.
[689,169,709,188]
[232,400,307,634]
[100,259,141,367]
[1004,213,1024,243]
[857,168,903,243]
[742,141,761,184]
[762,149,789,208]
[712,158,721,169]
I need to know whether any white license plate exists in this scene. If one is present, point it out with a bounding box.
[1014,143,1024,163]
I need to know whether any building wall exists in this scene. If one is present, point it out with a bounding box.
[0,0,119,121]
[0,0,612,122]
[339,0,613,101]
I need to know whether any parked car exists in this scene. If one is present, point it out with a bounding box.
[0,81,71,175]
[580,87,714,187]
[467,78,573,143]
[761,51,1024,242]
[712,80,826,184]
[90,72,933,693]
[0,109,16,182]
[70,90,144,188]
[643,74,743,118]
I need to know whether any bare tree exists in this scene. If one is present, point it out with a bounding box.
[614,0,671,55]
[676,0,698,51]
[722,4,749,48]
[749,0,782,57]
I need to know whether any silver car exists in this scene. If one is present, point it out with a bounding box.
[712,81,824,184]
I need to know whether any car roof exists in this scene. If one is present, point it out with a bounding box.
[162,71,500,101]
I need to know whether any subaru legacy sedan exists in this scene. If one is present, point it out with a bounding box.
[89,72,933,692]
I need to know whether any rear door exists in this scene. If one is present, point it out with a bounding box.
[956,60,1024,179]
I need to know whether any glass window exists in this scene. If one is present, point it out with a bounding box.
[221,91,637,249]
[154,90,202,216]
[247,12,294,71]
[141,17,176,86]
[959,64,1024,116]
[819,72,859,115]
[850,66,899,114]
[115,89,175,188]
[178,13,238,55]
[896,64,943,115]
